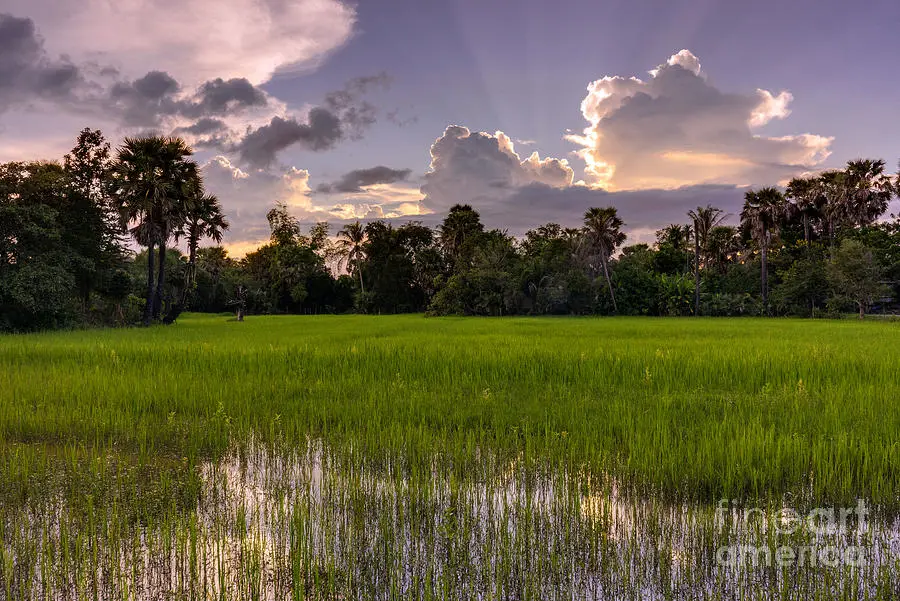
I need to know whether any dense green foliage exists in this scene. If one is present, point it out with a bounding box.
[2,130,899,331]
[0,129,229,331]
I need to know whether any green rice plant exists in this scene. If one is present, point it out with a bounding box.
[1,314,899,599]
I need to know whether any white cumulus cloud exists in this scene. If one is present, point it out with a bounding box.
[567,49,833,190]
[421,125,574,211]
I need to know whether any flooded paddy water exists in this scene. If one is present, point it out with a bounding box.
[3,439,898,600]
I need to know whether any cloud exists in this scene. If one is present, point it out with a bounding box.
[0,14,278,128]
[232,75,390,167]
[566,49,833,190]
[203,117,753,255]
[2,0,355,86]
[0,7,380,167]
[421,125,574,211]
[317,166,412,193]
[102,71,273,128]
[201,156,428,253]
[234,111,342,168]
[415,123,753,240]
[0,14,85,109]
[477,182,746,237]
[172,117,228,137]
[184,78,268,118]
[322,73,390,134]
[0,13,387,170]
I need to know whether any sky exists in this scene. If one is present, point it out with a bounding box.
[2,0,899,253]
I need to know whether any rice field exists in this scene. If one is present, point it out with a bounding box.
[1,314,899,599]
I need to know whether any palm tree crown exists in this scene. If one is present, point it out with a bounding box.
[337,221,368,294]
[741,187,786,311]
[582,206,626,312]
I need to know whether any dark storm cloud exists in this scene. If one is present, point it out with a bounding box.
[106,71,269,126]
[172,117,228,136]
[184,77,268,117]
[235,109,343,167]
[0,14,85,108]
[322,72,390,136]
[233,75,391,168]
[107,70,182,125]
[0,14,272,129]
[317,166,412,194]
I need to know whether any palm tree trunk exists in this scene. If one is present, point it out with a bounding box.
[182,238,198,306]
[761,239,768,313]
[694,227,700,316]
[600,254,617,314]
[144,240,156,326]
[153,238,166,319]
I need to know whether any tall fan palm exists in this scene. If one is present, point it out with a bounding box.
[705,226,740,274]
[114,136,196,324]
[176,182,229,304]
[786,176,826,244]
[582,207,626,313]
[839,159,893,228]
[817,170,845,242]
[740,188,786,311]
[337,221,367,294]
[687,205,727,315]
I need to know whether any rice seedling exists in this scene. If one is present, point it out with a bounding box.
[1,314,898,599]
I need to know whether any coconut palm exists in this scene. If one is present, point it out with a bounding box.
[582,207,626,313]
[687,205,727,315]
[115,137,196,324]
[176,181,229,305]
[337,221,368,294]
[740,188,787,311]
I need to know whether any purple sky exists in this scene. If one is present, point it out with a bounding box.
[2,0,898,252]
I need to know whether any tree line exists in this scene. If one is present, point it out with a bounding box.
[2,130,899,331]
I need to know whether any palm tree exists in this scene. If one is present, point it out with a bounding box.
[786,176,825,244]
[816,170,845,243]
[115,136,196,323]
[176,181,229,305]
[705,225,740,274]
[337,221,367,294]
[582,207,627,313]
[740,188,786,311]
[687,205,727,315]
[655,223,693,273]
[839,159,893,228]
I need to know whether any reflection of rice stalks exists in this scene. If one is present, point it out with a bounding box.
[2,439,897,600]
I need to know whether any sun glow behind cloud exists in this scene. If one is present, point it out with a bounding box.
[566,50,833,191]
